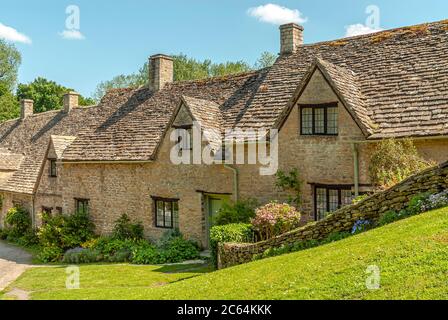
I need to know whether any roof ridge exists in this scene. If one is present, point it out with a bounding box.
[0,105,100,125]
[299,18,447,48]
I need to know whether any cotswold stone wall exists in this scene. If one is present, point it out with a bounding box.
[218,161,448,269]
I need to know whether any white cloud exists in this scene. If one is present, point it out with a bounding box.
[345,23,382,37]
[0,23,31,44]
[60,29,85,40]
[247,3,307,25]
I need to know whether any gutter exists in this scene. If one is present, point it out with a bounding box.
[224,164,239,202]
[348,134,448,144]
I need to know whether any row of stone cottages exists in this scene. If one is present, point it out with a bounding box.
[0,19,447,247]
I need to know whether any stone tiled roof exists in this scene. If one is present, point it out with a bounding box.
[263,20,448,139]
[51,135,77,159]
[62,71,266,162]
[181,96,224,152]
[1,19,448,194]
[0,149,24,171]
[0,107,106,194]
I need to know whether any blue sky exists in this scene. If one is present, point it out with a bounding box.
[1,0,447,97]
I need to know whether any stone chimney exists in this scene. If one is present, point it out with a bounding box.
[20,99,34,120]
[149,54,173,92]
[63,91,79,113]
[280,23,304,55]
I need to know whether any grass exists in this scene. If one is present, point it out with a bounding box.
[4,264,211,300]
[5,207,448,300]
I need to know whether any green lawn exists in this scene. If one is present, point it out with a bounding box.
[5,207,448,300]
[4,264,211,300]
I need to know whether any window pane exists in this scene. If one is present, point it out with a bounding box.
[301,108,313,134]
[314,108,325,134]
[327,107,338,134]
[316,188,327,220]
[172,202,179,229]
[164,202,173,228]
[329,189,339,212]
[341,190,353,207]
[156,201,165,227]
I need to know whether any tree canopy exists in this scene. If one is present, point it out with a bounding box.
[17,77,95,113]
[0,39,21,91]
[92,52,277,101]
[0,40,21,121]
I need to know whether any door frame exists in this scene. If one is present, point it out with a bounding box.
[203,193,231,248]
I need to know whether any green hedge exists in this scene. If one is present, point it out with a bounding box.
[210,223,254,267]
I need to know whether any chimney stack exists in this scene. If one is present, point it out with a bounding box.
[20,99,34,120]
[63,91,79,113]
[149,54,173,92]
[280,23,304,55]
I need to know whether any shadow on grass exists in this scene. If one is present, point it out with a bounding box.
[153,263,213,274]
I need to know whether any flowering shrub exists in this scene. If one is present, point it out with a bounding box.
[420,190,448,212]
[251,202,301,241]
[351,220,372,234]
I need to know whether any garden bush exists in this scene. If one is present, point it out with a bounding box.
[131,244,162,264]
[36,210,96,262]
[76,231,200,265]
[0,228,8,240]
[210,223,254,267]
[4,206,32,240]
[251,202,301,241]
[160,235,200,263]
[112,214,144,240]
[88,237,141,262]
[37,246,64,263]
[369,139,433,190]
[63,247,101,264]
[212,199,258,226]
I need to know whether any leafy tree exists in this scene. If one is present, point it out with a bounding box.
[92,53,254,101]
[0,39,21,91]
[17,77,95,113]
[255,51,277,69]
[0,88,19,122]
[0,40,21,122]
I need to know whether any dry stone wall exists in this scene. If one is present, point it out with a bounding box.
[218,161,448,269]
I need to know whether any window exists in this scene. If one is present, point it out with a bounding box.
[314,186,353,221]
[55,207,63,215]
[152,197,179,229]
[300,103,338,136]
[49,159,57,177]
[42,206,53,215]
[174,126,193,151]
[75,198,90,214]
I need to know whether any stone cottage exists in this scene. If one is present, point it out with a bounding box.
[1,20,447,248]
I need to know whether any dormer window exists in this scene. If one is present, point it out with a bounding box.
[49,159,57,177]
[174,125,193,151]
[300,103,338,136]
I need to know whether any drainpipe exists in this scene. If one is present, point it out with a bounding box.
[224,164,239,202]
[31,194,36,229]
[351,143,360,197]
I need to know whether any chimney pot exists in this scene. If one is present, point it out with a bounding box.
[149,54,174,91]
[63,91,79,113]
[280,23,304,54]
[20,99,34,119]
